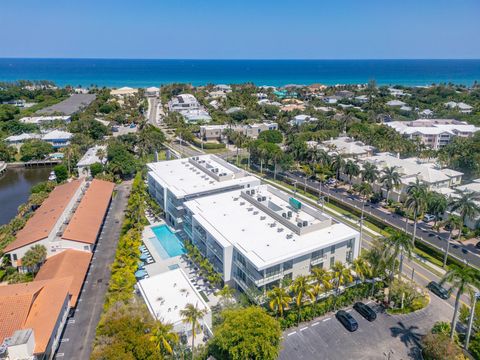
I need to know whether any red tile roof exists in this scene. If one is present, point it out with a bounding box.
[4,180,83,253]
[34,249,92,307]
[61,179,114,245]
[0,278,71,354]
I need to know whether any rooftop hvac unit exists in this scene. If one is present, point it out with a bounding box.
[288,211,292,218]
[240,202,245,205]
[233,197,239,201]
[260,216,266,220]
[253,211,259,215]
[251,189,255,194]
[262,196,266,201]
[297,222,303,227]
[303,221,308,227]
[278,228,284,232]
[257,197,262,202]
[282,213,287,218]
[287,234,293,239]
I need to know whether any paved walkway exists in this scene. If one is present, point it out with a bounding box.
[55,181,132,360]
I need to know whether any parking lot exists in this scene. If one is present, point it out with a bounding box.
[279,295,452,360]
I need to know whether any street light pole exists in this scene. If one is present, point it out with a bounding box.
[465,291,479,350]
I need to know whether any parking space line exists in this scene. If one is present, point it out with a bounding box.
[287,331,297,336]
[300,327,308,331]
[56,353,64,358]
[311,322,319,327]
[323,317,331,322]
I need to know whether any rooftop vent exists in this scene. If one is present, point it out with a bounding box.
[253,211,259,215]
[260,216,266,220]
[277,228,284,232]
[240,202,245,206]
[303,221,308,227]
[233,197,239,201]
[287,233,293,239]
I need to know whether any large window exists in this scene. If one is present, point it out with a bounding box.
[330,256,335,267]
[283,260,293,271]
[265,264,281,278]
[311,249,324,261]
[331,244,336,254]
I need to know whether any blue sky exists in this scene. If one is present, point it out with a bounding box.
[1,0,479,59]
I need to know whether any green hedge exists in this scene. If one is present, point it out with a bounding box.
[276,282,384,330]
[192,138,226,149]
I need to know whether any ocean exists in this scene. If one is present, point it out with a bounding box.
[0,59,479,88]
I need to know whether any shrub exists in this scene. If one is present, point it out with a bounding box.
[192,138,226,149]
[422,333,466,360]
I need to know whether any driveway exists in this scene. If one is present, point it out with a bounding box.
[55,181,131,359]
[279,295,452,360]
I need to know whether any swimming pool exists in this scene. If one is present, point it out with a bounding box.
[150,224,186,259]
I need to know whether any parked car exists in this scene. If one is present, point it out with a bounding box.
[427,281,450,300]
[423,214,436,223]
[335,310,358,331]
[353,302,376,321]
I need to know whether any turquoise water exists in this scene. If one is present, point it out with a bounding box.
[151,224,186,259]
[0,59,479,87]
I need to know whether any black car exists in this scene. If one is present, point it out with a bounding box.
[353,302,377,321]
[335,310,358,332]
[427,281,450,300]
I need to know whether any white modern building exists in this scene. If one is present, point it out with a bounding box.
[199,122,278,141]
[147,155,260,230]
[385,119,479,150]
[138,268,212,340]
[168,94,211,123]
[290,114,318,126]
[183,184,360,296]
[19,116,71,125]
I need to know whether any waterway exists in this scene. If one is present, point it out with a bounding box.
[0,167,52,225]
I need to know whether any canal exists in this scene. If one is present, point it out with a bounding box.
[0,166,52,225]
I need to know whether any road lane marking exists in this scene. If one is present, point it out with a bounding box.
[287,331,297,336]
[323,317,331,322]
[311,322,319,327]
[300,327,308,331]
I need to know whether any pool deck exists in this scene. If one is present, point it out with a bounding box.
[141,218,220,307]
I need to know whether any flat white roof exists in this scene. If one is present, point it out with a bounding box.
[42,130,72,140]
[386,119,479,136]
[185,185,358,270]
[138,268,210,326]
[147,155,260,198]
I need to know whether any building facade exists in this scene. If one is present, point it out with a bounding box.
[183,184,360,297]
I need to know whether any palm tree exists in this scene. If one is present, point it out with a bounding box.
[291,275,314,324]
[361,162,379,183]
[216,285,235,308]
[149,321,179,358]
[331,261,353,309]
[449,190,480,228]
[267,286,292,318]
[352,256,371,284]
[331,154,345,180]
[310,267,333,297]
[21,244,47,273]
[380,166,401,202]
[440,267,480,340]
[442,215,463,268]
[405,179,428,245]
[353,182,373,250]
[383,229,413,280]
[426,191,448,228]
[344,160,360,189]
[180,303,207,357]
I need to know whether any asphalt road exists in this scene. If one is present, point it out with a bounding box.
[280,170,480,268]
[279,295,451,360]
[147,97,159,126]
[55,182,131,360]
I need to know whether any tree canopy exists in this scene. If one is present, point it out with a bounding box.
[209,306,282,360]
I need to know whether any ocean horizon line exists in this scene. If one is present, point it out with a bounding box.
[1,57,480,61]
